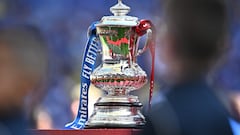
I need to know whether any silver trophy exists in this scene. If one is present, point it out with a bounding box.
[86,0,155,128]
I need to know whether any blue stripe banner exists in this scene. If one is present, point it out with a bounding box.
[65,22,99,129]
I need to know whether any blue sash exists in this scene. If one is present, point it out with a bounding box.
[65,22,99,129]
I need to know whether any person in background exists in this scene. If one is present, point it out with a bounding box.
[141,0,233,134]
[0,25,48,135]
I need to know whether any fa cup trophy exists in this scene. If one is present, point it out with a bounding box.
[66,0,155,129]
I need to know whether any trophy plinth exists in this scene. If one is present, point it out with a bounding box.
[85,0,154,128]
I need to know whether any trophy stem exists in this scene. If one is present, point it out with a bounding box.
[108,88,128,96]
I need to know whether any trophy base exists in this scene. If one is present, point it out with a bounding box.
[85,96,145,128]
[85,124,144,129]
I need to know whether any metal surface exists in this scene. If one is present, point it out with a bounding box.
[86,105,145,128]
[86,0,151,128]
[96,0,138,26]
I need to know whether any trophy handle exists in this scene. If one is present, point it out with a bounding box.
[136,20,154,56]
[137,29,153,56]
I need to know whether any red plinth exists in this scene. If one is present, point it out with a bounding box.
[30,129,141,135]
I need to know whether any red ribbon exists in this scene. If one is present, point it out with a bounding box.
[137,20,156,111]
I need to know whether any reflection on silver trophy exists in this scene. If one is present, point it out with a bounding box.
[85,0,156,128]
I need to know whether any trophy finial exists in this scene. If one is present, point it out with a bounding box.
[110,0,130,16]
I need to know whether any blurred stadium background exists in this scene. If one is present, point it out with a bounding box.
[0,0,239,129]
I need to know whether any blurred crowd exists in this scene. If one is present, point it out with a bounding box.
[0,0,239,134]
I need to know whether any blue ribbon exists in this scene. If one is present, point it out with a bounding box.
[65,22,99,129]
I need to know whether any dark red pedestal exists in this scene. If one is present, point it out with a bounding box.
[30,129,141,135]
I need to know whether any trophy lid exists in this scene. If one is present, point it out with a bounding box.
[97,0,138,26]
